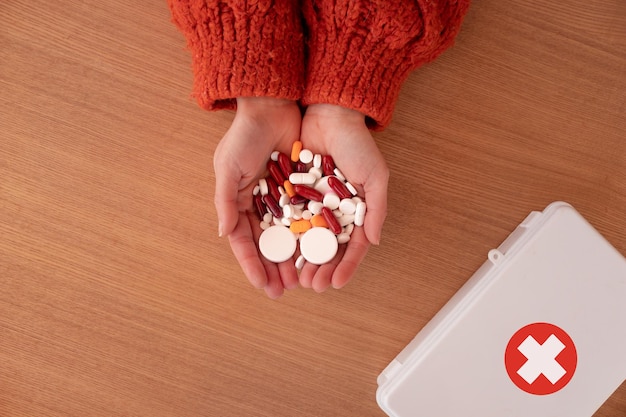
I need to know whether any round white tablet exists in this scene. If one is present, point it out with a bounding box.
[299,227,339,265]
[259,225,297,263]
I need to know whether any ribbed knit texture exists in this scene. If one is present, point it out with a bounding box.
[301,0,470,130]
[167,0,304,111]
[167,0,469,129]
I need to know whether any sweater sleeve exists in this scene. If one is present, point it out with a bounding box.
[167,0,305,111]
[301,0,470,130]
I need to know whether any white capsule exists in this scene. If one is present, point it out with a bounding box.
[354,201,366,226]
[308,167,323,180]
[299,149,314,164]
[313,154,322,168]
[337,233,351,244]
[323,193,341,210]
[313,176,333,194]
[283,204,294,219]
[279,193,291,207]
[295,254,306,270]
[263,212,273,223]
[339,198,356,215]
[338,214,355,227]
[270,151,280,161]
[253,185,260,196]
[345,181,358,196]
[308,201,323,215]
[259,178,269,195]
[278,186,286,195]
[333,168,346,181]
[289,172,316,185]
[301,210,313,220]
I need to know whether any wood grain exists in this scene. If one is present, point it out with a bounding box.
[1,0,625,416]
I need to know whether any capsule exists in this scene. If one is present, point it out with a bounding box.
[290,219,312,234]
[295,161,308,173]
[266,177,281,202]
[327,176,352,199]
[293,184,323,202]
[277,152,293,178]
[321,206,342,234]
[291,141,303,162]
[253,193,266,220]
[262,194,283,218]
[268,160,286,184]
[283,180,296,197]
[322,155,335,176]
[290,195,308,205]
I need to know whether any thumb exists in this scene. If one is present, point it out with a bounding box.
[214,160,241,237]
[362,168,389,245]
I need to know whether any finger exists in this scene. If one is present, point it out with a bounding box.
[299,261,318,289]
[228,212,268,289]
[214,156,242,237]
[331,227,370,289]
[311,247,344,293]
[278,259,300,290]
[363,166,389,245]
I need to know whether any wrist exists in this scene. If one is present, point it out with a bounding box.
[236,97,297,116]
[305,104,366,125]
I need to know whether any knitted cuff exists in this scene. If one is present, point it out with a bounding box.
[301,0,470,130]
[168,0,304,111]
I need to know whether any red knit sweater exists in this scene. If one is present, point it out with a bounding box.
[168,0,470,129]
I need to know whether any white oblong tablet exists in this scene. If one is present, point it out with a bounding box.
[299,227,338,265]
[259,225,297,263]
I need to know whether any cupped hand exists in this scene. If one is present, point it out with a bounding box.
[299,104,389,292]
[213,97,302,299]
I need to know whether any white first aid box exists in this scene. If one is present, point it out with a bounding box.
[377,202,626,417]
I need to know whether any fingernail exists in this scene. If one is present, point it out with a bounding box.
[218,222,223,237]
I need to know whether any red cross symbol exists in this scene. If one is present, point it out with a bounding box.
[504,322,578,395]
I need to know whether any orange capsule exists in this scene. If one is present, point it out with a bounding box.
[289,219,312,234]
[291,141,303,162]
[310,214,329,228]
[283,180,296,198]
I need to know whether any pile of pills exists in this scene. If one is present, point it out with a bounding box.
[253,141,366,268]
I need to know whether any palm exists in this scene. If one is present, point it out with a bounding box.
[299,106,389,292]
[214,99,302,298]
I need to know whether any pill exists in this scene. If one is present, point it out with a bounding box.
[291,141,303,162]
[283,204,294,219]
[277,152,293,178]
[310,214,328,228]
[301,210,312,220]
[295,161,307,173]
[313,176,333,194]
[259,225,297,263]
[333,209,343,218]
[292,208,303,220]
[266,177,281,202]
[283,180,296,197]
[253,185,260,196]
[293,184,323,202]
[260,221,271,230]
[308,201,323,215]
[279,193,290,207]
[278,186,286,195]
[259,178,269,196]
[313,154,322,168]
[345,223,355,235]
[273,216,282,226]
[345,181,358,196]
[295,254,306,269]
[323,193,341,210]
[263,212,273,223]
[271,151,280,161]
[354,201,366,227]
[337,233,351,244]
[267,160,286,184]
[289,172,317,185]
[281,217,292,227]
[290,195,308,205]
[322,155,335,176]
[327,176,352,199]
[338,214,355,227]
[299,227,338,265]
[262,194,283,218]
[352,196,362,204]
[290,219,312,234]
[299,149,314,164]
[292,202,305,210]
[339,198,356,214]
[333,168,346,181]
[308,167,323,180]
[253,194,266,220]
[321,206,342,234]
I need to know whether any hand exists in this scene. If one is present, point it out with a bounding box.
[299,104,389,292]
[213,97,302,299]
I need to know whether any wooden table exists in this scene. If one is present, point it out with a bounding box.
[2,0,624,415]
